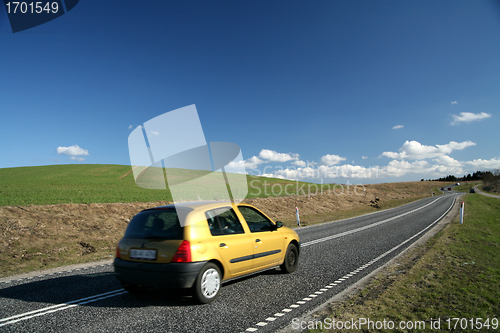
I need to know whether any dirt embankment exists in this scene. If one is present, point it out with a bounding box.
[0,181,447,278]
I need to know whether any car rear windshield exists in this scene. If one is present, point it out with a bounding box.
[124,209,183,240]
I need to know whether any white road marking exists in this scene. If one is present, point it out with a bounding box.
[301,197,442,247]
[0,289,127,327]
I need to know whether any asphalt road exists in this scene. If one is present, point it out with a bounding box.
[0,194,460,333]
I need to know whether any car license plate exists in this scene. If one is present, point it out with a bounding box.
[130,249,157,260]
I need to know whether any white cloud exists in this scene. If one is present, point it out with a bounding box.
[381,140,476,160]
[292,160,306,167]
[70,156,86,162]
[247,141,495,182]
[251,154,497,181]
[128,125,133,129]
[150,131,160,136]
[263,158,470,180]
[244,156,266,169]
[432,155,462,167]
[465,157,500,170]
[451,101,458,105]
[392,125,404,130]
[381,160,432,177]
[57,145,89,157]
[261,173,282,179]
[258,149,300,162]
[320,154,346,166]
[450,112,491,125]
[267,164,381,180]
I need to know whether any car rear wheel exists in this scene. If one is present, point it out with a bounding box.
[193,263,221,304]
[280,243,299,273]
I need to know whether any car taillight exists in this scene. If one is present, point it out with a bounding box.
[171,240,191,263]
[116,244,121,258]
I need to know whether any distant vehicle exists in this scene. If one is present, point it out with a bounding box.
[469,188,475,193]
[456,183,460,186]
[441,187,444,190]
[448,187,452,191]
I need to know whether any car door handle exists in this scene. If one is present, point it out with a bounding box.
[219,243,227,247]
[255,239,261,242]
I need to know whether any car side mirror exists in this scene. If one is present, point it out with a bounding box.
[276,221,283,228]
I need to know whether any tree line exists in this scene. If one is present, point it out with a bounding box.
[421,170,500,182]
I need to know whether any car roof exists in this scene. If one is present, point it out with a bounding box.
[145,201,250,212]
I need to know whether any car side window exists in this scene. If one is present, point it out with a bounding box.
[238,206,275,233]
[206,207,244,236]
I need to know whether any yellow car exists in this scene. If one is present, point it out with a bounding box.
[114,201,300,303]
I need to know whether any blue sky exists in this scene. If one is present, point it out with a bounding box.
[1,0,500,184]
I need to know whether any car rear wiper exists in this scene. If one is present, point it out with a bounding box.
[144,234,167,239]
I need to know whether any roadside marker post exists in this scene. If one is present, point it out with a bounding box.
[460,201,464,224]
[295,207,300,226]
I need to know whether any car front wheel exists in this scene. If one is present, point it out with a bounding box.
[193,262,221,304]
[280,243,299,273]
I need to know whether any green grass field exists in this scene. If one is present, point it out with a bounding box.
[0,164,341,206]
[310,193,500,332]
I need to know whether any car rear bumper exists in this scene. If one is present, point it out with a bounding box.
[113,258,207,289]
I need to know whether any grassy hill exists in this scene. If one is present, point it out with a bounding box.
[0,165,449,277]
[0,164,336,206]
